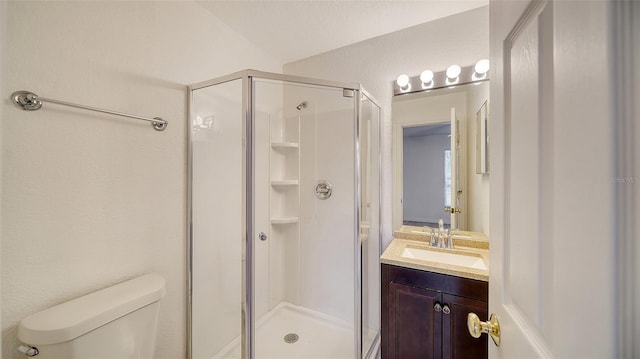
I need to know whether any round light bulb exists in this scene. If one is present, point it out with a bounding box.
[446,65,461,79]
[396,74,410,88]
[474,59,490,75]
[420,70,434,84]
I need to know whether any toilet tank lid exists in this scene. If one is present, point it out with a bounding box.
[18,273,166,345]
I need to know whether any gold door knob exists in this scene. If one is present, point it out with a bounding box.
[467,313,501,346]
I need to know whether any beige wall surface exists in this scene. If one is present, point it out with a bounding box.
[465,82,490,235]
[284,7,489,249]
[0,2,280,358]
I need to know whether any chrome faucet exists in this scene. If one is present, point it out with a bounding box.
[429,228,436,246]
[446,230,454,249]
[438,218,445,248]
[430,218,454,249]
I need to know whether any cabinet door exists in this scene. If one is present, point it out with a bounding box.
[388,282,442,359]
[442,294,488,359]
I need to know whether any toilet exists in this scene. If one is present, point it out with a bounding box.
[17,273,166,358]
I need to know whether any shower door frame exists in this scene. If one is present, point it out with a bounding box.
[187,70,382,359]
[359,86,383,359]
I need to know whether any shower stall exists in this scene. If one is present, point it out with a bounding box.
[188,70,381,359]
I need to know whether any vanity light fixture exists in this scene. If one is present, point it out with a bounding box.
[396,74,411,92]
[393,60,489,96]
[446,65,461,80]
[420,70,434,89]
[446,65,461,86]
[474,59,490,75]
[472,59,490,81]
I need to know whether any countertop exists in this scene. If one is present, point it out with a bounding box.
[381,228,490,282]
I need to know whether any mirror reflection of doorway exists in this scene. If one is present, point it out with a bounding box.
[402,123,451,229]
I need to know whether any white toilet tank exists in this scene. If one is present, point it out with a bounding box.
[18,273,166,358]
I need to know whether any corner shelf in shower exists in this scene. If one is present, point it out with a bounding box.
[271,180,299,186]
[270,217,299,224]
[271,142,299,149]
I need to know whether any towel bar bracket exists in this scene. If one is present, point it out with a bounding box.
[12,90,42,111]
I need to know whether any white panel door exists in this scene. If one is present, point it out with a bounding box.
[488,0,620,357]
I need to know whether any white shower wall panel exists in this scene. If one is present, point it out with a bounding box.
[253,82,285,318]
[297,89,355,324]
[254,108,271,319]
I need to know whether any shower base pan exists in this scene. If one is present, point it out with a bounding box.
[213,302,372,358]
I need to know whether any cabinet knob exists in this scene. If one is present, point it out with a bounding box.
[434,303,442,312]
[442,304,451,315]
[467,312,501,346]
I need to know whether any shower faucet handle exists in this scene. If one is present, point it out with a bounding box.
[315,180,332,200]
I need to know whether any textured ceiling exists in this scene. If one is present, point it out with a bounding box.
[198,1,488,64]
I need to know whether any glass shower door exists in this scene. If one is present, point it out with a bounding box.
[190,78,245,359]
[190,71,381,359]
[360,92,381,357]
[252,77,356,359]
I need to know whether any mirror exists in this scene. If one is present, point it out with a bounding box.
[476,101,489,174]
[392,81,489,236]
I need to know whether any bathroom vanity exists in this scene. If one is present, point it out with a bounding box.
[387,64,492,358]
[381,229,489,359]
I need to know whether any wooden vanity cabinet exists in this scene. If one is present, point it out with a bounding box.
[382,264,488,359]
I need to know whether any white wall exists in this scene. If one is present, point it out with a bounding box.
[0,1,5,355]
[296,87,355,323]
[403,134,451,224]
[284,6,489,249]
[253,82,285,320]
[465,83,490,235]
[0,2,281,358]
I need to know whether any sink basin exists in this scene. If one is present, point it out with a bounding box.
[401,247,488,270]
